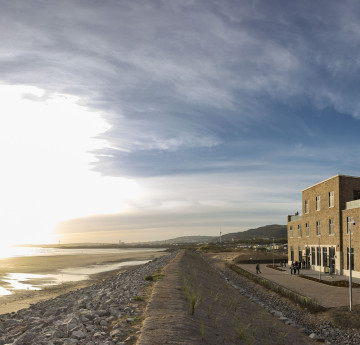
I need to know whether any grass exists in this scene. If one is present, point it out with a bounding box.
[134,295,144,301]
[227,263,326,312]
[298,274,360,287]
[266,264,286,272]
[181,270,203,316]
[200,319,206,341]
[144,273,164,281]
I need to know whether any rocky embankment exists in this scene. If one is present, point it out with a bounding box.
[0,252,176,345]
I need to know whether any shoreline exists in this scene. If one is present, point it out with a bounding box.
[0,250,166,315]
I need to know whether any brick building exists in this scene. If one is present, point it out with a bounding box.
[287,175,360,277]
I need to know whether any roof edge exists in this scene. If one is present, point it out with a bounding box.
[302,174,360,192]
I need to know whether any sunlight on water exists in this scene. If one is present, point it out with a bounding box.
[0,260,150,296]
[0,245,163,260]
[3,273,42,291]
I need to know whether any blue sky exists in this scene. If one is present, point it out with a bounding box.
[1,0,360,243]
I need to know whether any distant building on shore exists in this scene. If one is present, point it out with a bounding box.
[287,175,360,277]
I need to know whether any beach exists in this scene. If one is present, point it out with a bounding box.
[0,249,166,315]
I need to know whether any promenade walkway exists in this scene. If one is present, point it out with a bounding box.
[238,263,360,308]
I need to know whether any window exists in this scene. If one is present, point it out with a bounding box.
[317,247,321,266]
[316,196,320,211]
[354,190,360,200]
[298,246,302,261]
[305,222,310,236]
[311,247,315,265]
[322,247,328,267]
[329,191,334,208]
[290,246,294,262]
[297,224,302,237]
[305,200,309,214]
[289,226,293,237]
[347,216,355,234]
[316,220,321,235]
[347,247,354,270]
[329,219,334,235]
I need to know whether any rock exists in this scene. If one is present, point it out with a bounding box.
[71,330,85,339]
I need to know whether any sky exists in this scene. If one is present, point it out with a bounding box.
[1,0,360,245]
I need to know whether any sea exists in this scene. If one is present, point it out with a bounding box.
[0,246,163,296]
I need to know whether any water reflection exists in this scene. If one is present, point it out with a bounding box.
[0,259,150,296]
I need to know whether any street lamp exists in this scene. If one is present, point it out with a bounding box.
[272,237,275,268]
[319,235,321,281]
[349,217,355,311]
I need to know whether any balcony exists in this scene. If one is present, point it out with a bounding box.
[345,199,360,210]
[289,214,303,222]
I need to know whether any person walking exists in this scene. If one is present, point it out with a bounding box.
[256,263,261,274]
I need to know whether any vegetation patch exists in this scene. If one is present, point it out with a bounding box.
[227,263,326,312]
[298,274,360,287]
[266,264,286,272]
[181,272,203,315]
[144,273,164,281]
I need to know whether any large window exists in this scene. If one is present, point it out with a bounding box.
[329,219,335,235]
[316,220,321,235]
[305,222,310,237]
[290,246,294,262]
[305,200,309,214]
[311,247,315,265]
[316,195,321,211]
[317,247,321,266]
[347,247,354,270]
[329,191,334,208]
[289,226,293,237]
[297,224,302,237]
[322,247,328,267]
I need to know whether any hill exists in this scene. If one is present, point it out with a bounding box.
[221,224,287,241]
[144,224,287,245]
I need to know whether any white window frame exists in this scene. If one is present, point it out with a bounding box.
[305,200,309,214]
[297,224,302,237]
[289,226,293,238]
[316,220,321,235]
[329,218,334,235]
[329,191,334,208]
[316,196,320,211]
[305,222,310,237]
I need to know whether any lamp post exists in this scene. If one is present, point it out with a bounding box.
[318,235,321,281]
[349,217,355,311]
[272,237,275,268]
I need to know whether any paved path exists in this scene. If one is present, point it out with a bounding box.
[238,263,360,308]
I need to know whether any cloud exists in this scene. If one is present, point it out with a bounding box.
[2,1,360,242]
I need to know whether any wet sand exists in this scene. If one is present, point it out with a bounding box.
[0,250,166,315]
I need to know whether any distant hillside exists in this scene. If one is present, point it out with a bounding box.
[149,235,216,245]
[221,224,287,241]
[145,224,287,245]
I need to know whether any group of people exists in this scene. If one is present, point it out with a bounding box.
[290,261,302,275]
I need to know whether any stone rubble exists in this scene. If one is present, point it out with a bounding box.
[0,252,176,345]
[209,257,360,345]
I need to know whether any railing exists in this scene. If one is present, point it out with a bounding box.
[290,214,303,222]
[346,199,360,210]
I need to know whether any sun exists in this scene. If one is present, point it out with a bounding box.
[0,84,141,245]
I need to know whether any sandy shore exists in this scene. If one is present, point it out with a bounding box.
[0,250,166,315]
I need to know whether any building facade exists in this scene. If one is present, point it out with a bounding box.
[287,175,360,277]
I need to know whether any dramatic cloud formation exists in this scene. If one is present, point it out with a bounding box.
[1,0,360,242]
